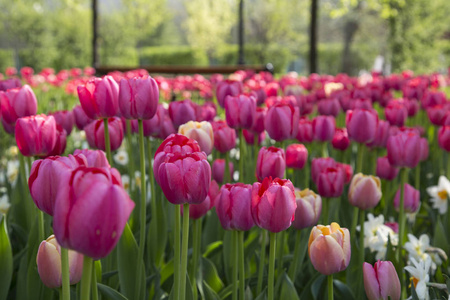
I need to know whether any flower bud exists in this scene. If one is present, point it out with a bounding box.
[286,144,308,169]
[178,121,214,155]
[15,114,57,157]
[376,156,399,181]
[256,146,286,182]
[363,261,401,300]
[346,109,378,144]
[119,76,159,120]
[224,94,256,129]
[84,117,124,152]
[265,103,299,141]
[212,159,234,184]
[312,115,336,142]
[348,173,382,210]
[394,183,420,213]
[292,189,322,230]
[211,120,236,153]
[387,131,421,168]
[77,76,119,119]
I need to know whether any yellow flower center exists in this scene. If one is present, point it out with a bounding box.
[409,276,419,288]
[437,189,448,201]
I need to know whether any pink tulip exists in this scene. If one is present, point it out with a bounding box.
[36,235,84,288]
[212,159,234,184]
[346,109,378,144]
[77,76,119,119]
[212,120,236,153]
[337,162,353,184]
[348,173,382,210]
[0,78,21,91]
[73,149,110,168]
[15,114,57,157]
[312,115,336,142]
[168,99,197,128]
[224,94,256,129]
[311,157,337,184]
[47,125,67,157]
[332,128,350,151]
[376,156,399,181]
[394,183,420,213]
[178,121,214,155]
[242,129,265,145]
[308,222,351,275]
[296,117,313,143]
[50,110,75,135]
[0,85,37,126]
[286,144,308,169]
[387,131,421,168]
[251,107,267,134]
[385,101,408,127]
[419,137,429,161]
[438,125,450,152]
[119,76,159,120]
[265,102,299,141]
[316,167,345,198]
[256,146,286,182]
[158,151,211,205]
[292,189,322,230]
[426,104,448,126]
[317,98,340,117]
[53,166,135,259]
[363,261,401,300]
[215,183,255,231]
[366,120,390,148]
[73,105,94,130]
[216,79,243,108]
[251,177,296,233]
[84,117,124,152]
[182,180,219,219]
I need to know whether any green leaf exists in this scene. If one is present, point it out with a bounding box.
[202,257,224,293]
[254,288,267,300]
[218,284,233,300]
[117,223,145,300]
[0,215,13,300]
[148,195,168,267]
[279,272,300,300]
[97,283,129,300]
[203,241,223,258]
[334,279,355,300]
[434,217,449,254]
[160,258,174,286]
[202,281,221,300]
[311,274,326,300]
[411,281,420,300]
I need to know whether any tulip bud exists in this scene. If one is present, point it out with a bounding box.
[84,117,124,152]
[224,94,257,129]
[215,183,254,231]
[346,109,378,144]
[15,114,57,157]
[77,76,119,119]
[312,115,336,142]
[211,120,236,153]
[119,76,159,120]
[181,180,219,219]
[47,125,67,157]
[376,156,399,181]
[169,99,197,128]
[385,101,408,127]
[363,261,401,300]
[212,159,234,184]
[73,105,94,130]
[73,149,110,168]
[256,146,286,182]
[36,235,84,289]
[251,177,296,233]
[366,120,390,148]
[286,144,308,169]
[265,102,299,141]
[311,157,337,184]
[387,131,421,168]
[292,189,322,230]
[308,222,351,275]
[251,107,267,134]
[332,128,350,151]
[438,125,450,152]
[348,173,382,210]
[178,121,214,155]
[296,117,313,143]
[317,98,341,117]
[50,110,75,136]
[216,79,243,108]
[337,162,353,184]
[0,85,37,127]
[394,183,420,213]
[316,167,345,198]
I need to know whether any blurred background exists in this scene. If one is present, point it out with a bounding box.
[0,0,449,75]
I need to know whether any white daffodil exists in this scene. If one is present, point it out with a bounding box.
[426,175,450,214]
[404,234,442,273]
[404,256,431,300]
[114,150,129,166]
[6,160,20,187]
[121,175,130,192]
[0,194,11,214]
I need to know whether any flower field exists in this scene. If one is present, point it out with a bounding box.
[0,66,449,300]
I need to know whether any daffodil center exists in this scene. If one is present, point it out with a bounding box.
[409,276,419,288]
[437,189,448,200]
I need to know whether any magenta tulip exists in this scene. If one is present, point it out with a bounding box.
[47,125,67,157]
[363,261,401,300]
[73,149,110,168]
[346,109,378,144]
[216,79,243,108]
[15,114,57,157]
[332,128,350,151]
[251,107,267,134]
[385,101,408,127]
[312,115,336,142]
[256,146,286,182]
[311,157,337,184]
[224,94,256,129]
[212,159,234,184]
[394,183,420,213]
[317,98,340,117]
[366,120,390,148]
[251,177,296,233]
[73,105,94,130]
[265,102,299,141]
[376,156,399,181]
[0,85,37,127]
[182,180,219,220]
[53,166,135,259]
[387,131,421,168]
[50,110,75,135]
[243,129,265,145]
[84,117,124,152]
[316,167,345,198]
[77,76,119,119]
[211,120,236,153]
[296,117,313,143]
[292,189,322,230]
[0,78,21,91]
[419,137,429,161]
[119,76,159,120]
[286,144,308,169]
[438,125,450,152]
[168,99,197,128]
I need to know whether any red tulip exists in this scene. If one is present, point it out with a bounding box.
[119,76,159,120]
[286,144,308,169]
[53,166,134,259]
[84,117,124,152]
[0,85,37,126]
[316,167,345,198]
[346,109,378,144]
[215,183,254,231]
[251,177,296,233]
[256,146,286,182]
[224,94,256,129]
[77,76,119,119]
[15,114,57,157]
[332,128,350,151]
[265,102,299,141]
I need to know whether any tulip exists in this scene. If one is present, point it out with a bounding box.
[212,159,234,184]
[77,76,119,119]
[196,101,216,122]
[251,177,296,233]
[216,79,243,108]
[337,162,353,184]
[346,109,378,144]
[15,114,57,157]
[427,105,448,126]
[47,125,67,157]
[158,151,211,205]
[348,173,382,210]
[387,131,421,168]
[265,102,299,141]
[296,117,313,143]
[385,101,408,127]
[84,117,124,152]
[438,125,450,152]
[419,137,429,161]
[251,107,267,134]
[394,183,420,213]
[224,94,256,129]
[169,99,197,128]
[366,120,390,148]
[1,117,15,134]
[182,180,219,219]
[73,105,94,130]
[53,166,135,259]
[243,129,265,145]
[36,235,84,289]
[50,110,75,135]
[73,149,110,168]
[376,156,399,181]
[211,120,236,153]
[0,78,21,91]
[286,144,308,169]
[0,84,37,126]
[311,157,337,184]
[178,121,214,155]
[119,76,159,120]
[292,189,322,230]
[256,146,286,182]
[28,154,87,216]
[215,183,254,231]
[332,128,350,151]
[312,115,336,142]
[316,167,345,198]
[308,222,351,275]
[363,261,401,300]
[317,98,340,117]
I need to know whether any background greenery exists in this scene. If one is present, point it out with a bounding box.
[0,0,449,75]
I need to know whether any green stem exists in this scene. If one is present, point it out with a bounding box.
[232,231,238,300]
[91,263,98,300]
[38,210,44,245]
[190,219,201,300]
[356,143,364,174]
[268,232,276,300]
[238,231,245,300]
[303,160,310,190]
[254,133,259,181]
[103,118,112,164]
[398,168,408,297]
[447,152,450,179]
[18,153,34,232]
[225,152,231,183]
[239,129,244,182]
[173,205,181,300]
[415,163,420,191]
[80,256,93,300]
[60,247,70,300]
[288,230,302,280]
[126,120,135,194]
[256,229,267,296]
[350,206,359,251]
[276,231,285,278]
[328,274,334,300]
[321,142,328,158]
[322,198,329,224]
[179,203,190,300]
[134,119,147,296]
[358,208,365,297]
